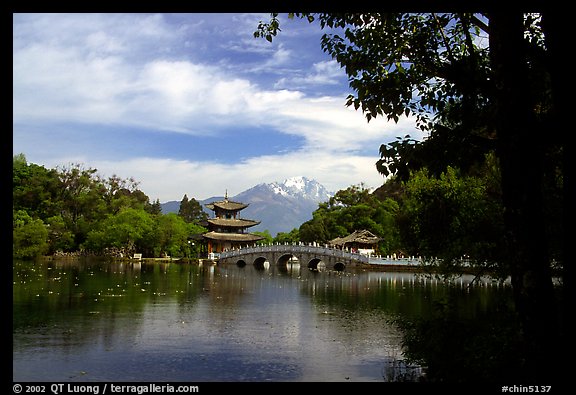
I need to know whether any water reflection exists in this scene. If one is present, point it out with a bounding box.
[13,259,512,382]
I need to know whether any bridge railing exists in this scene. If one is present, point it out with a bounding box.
[219,243,369,263]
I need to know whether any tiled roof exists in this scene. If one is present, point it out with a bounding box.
[205,199,248,211]
[207,218,260,228]
[202,231,264,242]
[329,229,381,246]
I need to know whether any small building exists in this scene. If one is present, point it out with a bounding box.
[329,229,381,256]
[202,195,264,253]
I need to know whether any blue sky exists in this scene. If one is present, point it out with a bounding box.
[13,13,423,202]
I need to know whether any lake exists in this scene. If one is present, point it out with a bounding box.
[13,258,512,382]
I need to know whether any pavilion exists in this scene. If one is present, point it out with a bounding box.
[202,195,264,253]
[329,229,381,255]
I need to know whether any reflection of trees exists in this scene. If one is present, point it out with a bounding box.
[397,297,523,382]
[14,258,145,354]
[298,270,516,381]
[14,260,516,382]
[13,258,207,351]
[300,270,509,318]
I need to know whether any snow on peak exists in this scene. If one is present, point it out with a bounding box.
[265,176,332,202]
[272,185,289,196]
[284,176,308,190]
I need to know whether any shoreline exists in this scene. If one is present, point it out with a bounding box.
[34,255,490,276]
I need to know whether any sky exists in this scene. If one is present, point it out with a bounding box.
[13,13,425,202]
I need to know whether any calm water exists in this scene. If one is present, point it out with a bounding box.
[13,258,511,382]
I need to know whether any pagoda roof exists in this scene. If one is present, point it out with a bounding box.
[205,199,248,211]
[202,231,264,242]
[329,229,381,246]
[207,218,260,228]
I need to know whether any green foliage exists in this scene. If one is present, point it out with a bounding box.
[13,154,207,258]
[147,199,163,215]
[100,173,144,214]
[13,158,62,220]
[258,14,495,130]
[178,194,208,224]
[400,165,505,275]
[311,13,498,180]
[154,213,193,257]
[255,12,560,261]
[13,210,49,259]
[83,208,156,255]
[298,184,401,254]
[254,230,273,245]
[253,12,281,42]
[45,215,75,253]
[256,12,566,381]
[186,222,208,257]
[273,228,300,244]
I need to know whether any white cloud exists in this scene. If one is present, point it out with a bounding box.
[13,13,425,204]
[274,60,344,88]
[90,150,387,202]
[269,96,418,153]
[14,34,415,148]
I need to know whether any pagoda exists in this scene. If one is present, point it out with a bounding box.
[202,193,264,253]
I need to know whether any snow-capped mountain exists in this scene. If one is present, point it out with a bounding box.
[232,176,333,235]
[161,176,333,236]
[254,176,332,203]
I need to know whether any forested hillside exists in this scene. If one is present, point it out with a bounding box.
[12,153,206,259]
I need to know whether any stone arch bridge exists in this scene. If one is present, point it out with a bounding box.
[216,244,369,271]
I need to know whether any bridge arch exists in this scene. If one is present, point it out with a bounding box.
[276,253,300,266]
[236,259,247,268]
[333,262,346,271]
[307,258,326,271]
[306,259,346,272]
[253,256,270,270]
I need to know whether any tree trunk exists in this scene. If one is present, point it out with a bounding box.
[541,9,572,379]
[489,13,560,381]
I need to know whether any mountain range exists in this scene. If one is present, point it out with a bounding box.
[160,176,333,236]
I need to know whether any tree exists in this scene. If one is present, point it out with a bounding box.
[55,163,106,246]
[100,174,141,214]
[178,194,208,224]
[83,208,155,256]
[154,213,192,257]
[13,155,62,220]
[147,199,163,215]
[13,210,49,259]
[13,157,161,254]
[298,216,330,243]
[45,215,75,254]
[401,166,506,276]
[274,228,300,244]
[487,15,561,377]
[298,184,401,254]
[256,12,565,380]
[254,230,273,245]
